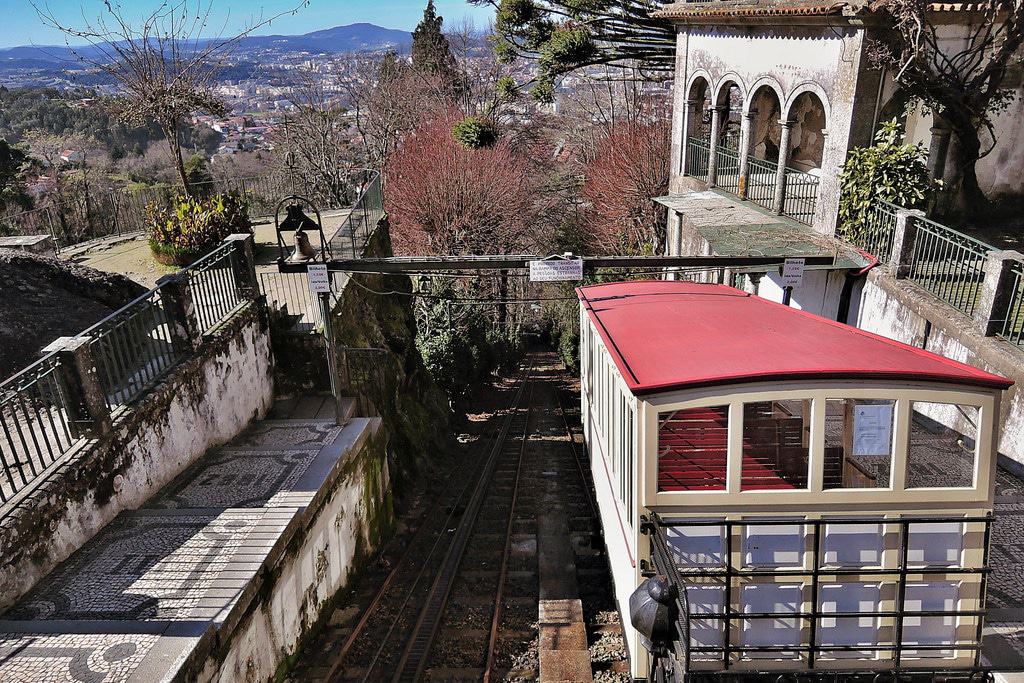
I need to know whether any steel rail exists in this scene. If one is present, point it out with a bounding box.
[482,381,535,683]
[392,373,536,682]
[555,386,598,521]
[322,373,517,681]
[349,362,534,682]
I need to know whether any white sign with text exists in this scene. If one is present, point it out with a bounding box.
[307,264,331,293]
[781,258,805,287]
[529,258,584,282]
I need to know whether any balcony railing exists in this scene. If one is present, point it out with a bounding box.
[848,199,900,262]
[907,217,992,316]
[745,156,777,212]
[714,146,741,195]
[328,170,383,257]
[782,168,819,225]
[686,137,711,184]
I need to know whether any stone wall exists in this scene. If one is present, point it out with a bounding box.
[187,419,391,683]
[0,304,274,611]
[857,269,1024,467]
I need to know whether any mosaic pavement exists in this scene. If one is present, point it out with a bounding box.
[0,416,350,682]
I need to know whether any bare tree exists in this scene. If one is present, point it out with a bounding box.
[35,0,305,196]
[277,62,359,207]
[868,0,1024,214]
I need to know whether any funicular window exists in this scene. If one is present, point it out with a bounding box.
[666,523,727,655]
[907,402,979,489]
[657,406,729,492]
[823,399,895,489]
[741,399,811,490]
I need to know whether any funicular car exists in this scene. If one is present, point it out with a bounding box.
[577,280,1012,681]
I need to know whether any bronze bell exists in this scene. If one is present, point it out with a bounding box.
[282,203,319,263]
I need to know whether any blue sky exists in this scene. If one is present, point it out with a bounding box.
[1,0,494,49]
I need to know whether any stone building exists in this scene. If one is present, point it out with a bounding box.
[656,0,1024,267]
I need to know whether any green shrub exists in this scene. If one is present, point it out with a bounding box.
[452,116,499,149]
[838,121,935,245]
[147,191,251,264]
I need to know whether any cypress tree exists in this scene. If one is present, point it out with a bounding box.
[411,0,460,93]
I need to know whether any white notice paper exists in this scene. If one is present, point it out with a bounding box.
[307,264,331,293]
[781,258,805,287]
[853,404,894,456]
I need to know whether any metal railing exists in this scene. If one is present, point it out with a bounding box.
[907,217,993,316]
[0,172,356,253]
[999,260,1024,346]
[686,138,711,184]
[0,354,77,504]
[745,156,777,211]
[781,168,819,225]
[645,513,992,675]
[714,146,741,195]
[849,198,900,262]
[188,244,245,335]
[259,270,347,332]
[328,170,383,257]
[0,237,256,511]
[79,288,184,410]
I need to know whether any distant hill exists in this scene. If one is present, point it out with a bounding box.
[0,23,411,70]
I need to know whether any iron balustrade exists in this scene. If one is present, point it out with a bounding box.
[328,170,383,257]
[687,138,711,183]
[0,354,76,504]
[781,168,820,225]
[715,146,742,195]
[188,244,246,335]
[79,288,184,410]
[745,156,778,212]
[999,260,1024,346]
[907,217,993,316]
[259,270,348,332]
[849,199,900,262]
[643,513,992,676]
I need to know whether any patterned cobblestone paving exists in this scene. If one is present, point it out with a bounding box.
[0,414,347,682]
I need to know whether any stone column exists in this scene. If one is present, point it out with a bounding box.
[773,118,795,214]
[889,208,926,278]
[224,233,258,300]
[156,272,202,352]
[43,336,112,438]
[680,98,699,176]
[707,106,724,187]
[974,250,1024,336]
[737,111,755,199]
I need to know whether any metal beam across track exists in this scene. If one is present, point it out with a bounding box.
[275,254,837,273]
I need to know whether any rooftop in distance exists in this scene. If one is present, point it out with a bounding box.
[576,280,1014,395]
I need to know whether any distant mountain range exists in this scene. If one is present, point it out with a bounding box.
[0,23,412,72]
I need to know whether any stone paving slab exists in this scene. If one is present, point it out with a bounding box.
[0,415,371,682]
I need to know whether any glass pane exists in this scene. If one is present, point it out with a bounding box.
[907,403,979,489]
[907,521,963,567]
[658,406,729,492]
[666,524,726,568]
[823,399,895,489]
[742,400,811,490]
[902,581,959,656]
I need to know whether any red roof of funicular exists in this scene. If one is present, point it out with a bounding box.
[576,280,1013,395]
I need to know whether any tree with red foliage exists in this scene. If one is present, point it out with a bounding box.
[385,110,538,256]
[581,104,670,255]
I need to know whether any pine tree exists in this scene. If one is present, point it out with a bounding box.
[411,0,460,93]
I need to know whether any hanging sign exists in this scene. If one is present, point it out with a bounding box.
[781,258,806,287]
[529,257,583,282]
[307,263,331,293]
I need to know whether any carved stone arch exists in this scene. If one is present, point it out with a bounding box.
[784,84,829,171]
[744,77,785,162]
[713,73,747,107]
[742,76,785,117]
[712,74,746,151]
[686,71,713,102]
[783,82,831,129]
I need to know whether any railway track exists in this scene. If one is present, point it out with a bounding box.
[324,352,606,683]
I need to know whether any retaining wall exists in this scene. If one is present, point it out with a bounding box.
[0,303,274,611]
